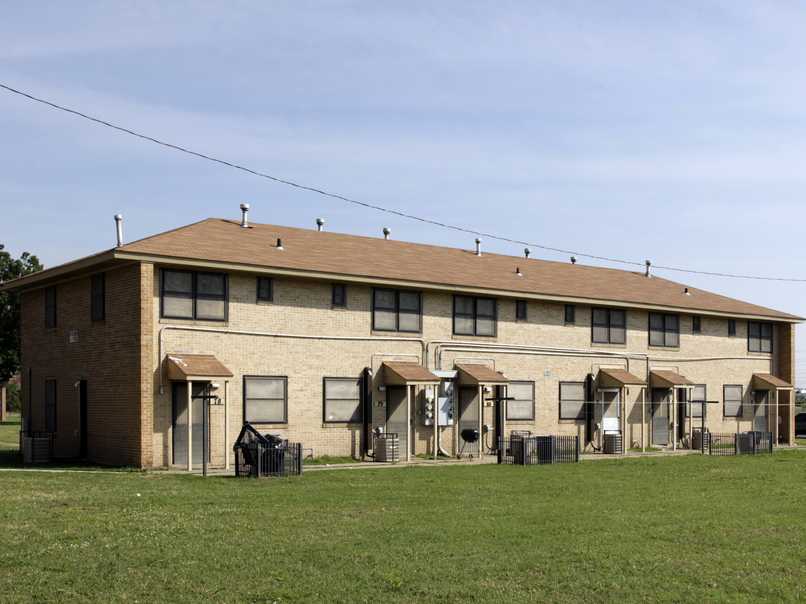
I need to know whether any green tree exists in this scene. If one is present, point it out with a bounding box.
[0,245,43,382]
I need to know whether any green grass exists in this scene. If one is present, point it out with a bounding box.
[2,447,806,602]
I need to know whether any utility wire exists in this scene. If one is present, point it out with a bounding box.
[3,81,806,283]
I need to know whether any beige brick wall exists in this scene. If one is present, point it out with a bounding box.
[21,263,151,465]
[148,267,794,466]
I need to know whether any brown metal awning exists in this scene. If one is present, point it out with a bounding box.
[382,362,440,385]
[752,373,793,390]
[650,370,693,388]
[455,364,509,385]
[166,354,233,381]
[597,368,646,388]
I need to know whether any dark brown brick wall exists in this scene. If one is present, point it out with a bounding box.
[21,262,151,466]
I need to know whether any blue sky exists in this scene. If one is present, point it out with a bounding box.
[2,2,805,384]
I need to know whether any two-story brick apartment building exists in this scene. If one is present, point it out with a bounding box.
[3,211,800,469]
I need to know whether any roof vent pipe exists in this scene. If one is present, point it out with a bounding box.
[515,266,523,276]
[276,237,284,250]
[570,256,577,264]
[240,203,250,228]
[645,259,652,277]
[475,238,481,256]
[114,214,123,247]
[383,227,391,240]
[524,247,530,258]
[316,217,324,232]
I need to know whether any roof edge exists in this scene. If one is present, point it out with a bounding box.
[0,249,118,293]
[112,249,804,322]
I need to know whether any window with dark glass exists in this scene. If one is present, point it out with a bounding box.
[161,270,227,321]
[591,308,626,344]
[332,284,347,307]
[748,321,772,353]
[728,319,736,337]
[692,316,701,333]
[91,273,105,321]
[44,286,57,328]
[723,384,742,417]
[323,377,362,423]
[687,384,706,418]
[45,379,57,432]
[453,295,497,336]
[564,304,576,324]
[372,289,422,333]
[515,300,527,322]
[257,276,273,302]
[559,382,586,420]
[506,381,534,421]
[243,376,287,423]
[649,313,679,347]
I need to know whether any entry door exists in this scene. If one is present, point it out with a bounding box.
[79,380,88,458]
[599,390,620,433]
[458,387,480,457]
[651,388,670,446]
[172,382,206,466]
[385,386,408,453]
[753,390,769,432]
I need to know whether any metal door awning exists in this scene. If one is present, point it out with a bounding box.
[382,361,440,386]
[649,370,693,388]
[455,363,509,385]
[597,368,645,388]
[752,373,793,390]
[166,354,234,381]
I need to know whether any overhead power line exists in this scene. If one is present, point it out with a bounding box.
[2,81,806,283]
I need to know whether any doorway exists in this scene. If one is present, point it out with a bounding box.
[651,388,670,446]
[753,390,769,432]
[172,382,208,467]
[79,380,88,458]
[385,385,409,455]
[458,386,480,457]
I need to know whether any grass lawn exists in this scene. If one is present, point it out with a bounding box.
[2,430,806,602]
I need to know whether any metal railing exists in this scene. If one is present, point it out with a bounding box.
[233,423,303,478]
[705,431,773,456]
[497,435,580,465]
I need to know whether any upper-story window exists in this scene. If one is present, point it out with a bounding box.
[91,273,105,321]
[332,284,347,308]
[453,295,497,336]
[591,308,625,344]
[728,319,736,337]
[515,300,527,322]
[564,304,576,324]
[692,315,701,333]
[256,276,273,302]
[748,321,772,353]
[649,313,679,347]
[372,289,422,333]
[44,286,57,328]
[161,269,228,321]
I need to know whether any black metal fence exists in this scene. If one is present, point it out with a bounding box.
[497,435,580,465]
[233,423,303,478]
[705,431,773,456]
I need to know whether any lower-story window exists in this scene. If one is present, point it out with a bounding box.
[559,382,585,420]
[44,379,57,432]
[323,377,362,423]
[723,384,743,418]
[506,381,535,421]
[687,384,706,418]
[243,376,287,423]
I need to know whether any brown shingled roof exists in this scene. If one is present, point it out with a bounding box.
[752,373,793,390]
[456,364,509,384]
[166,354,233,380]
[598,368,646,387]
[650,370,694,388]
[4,218,800,321]
[382,362,440,385]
